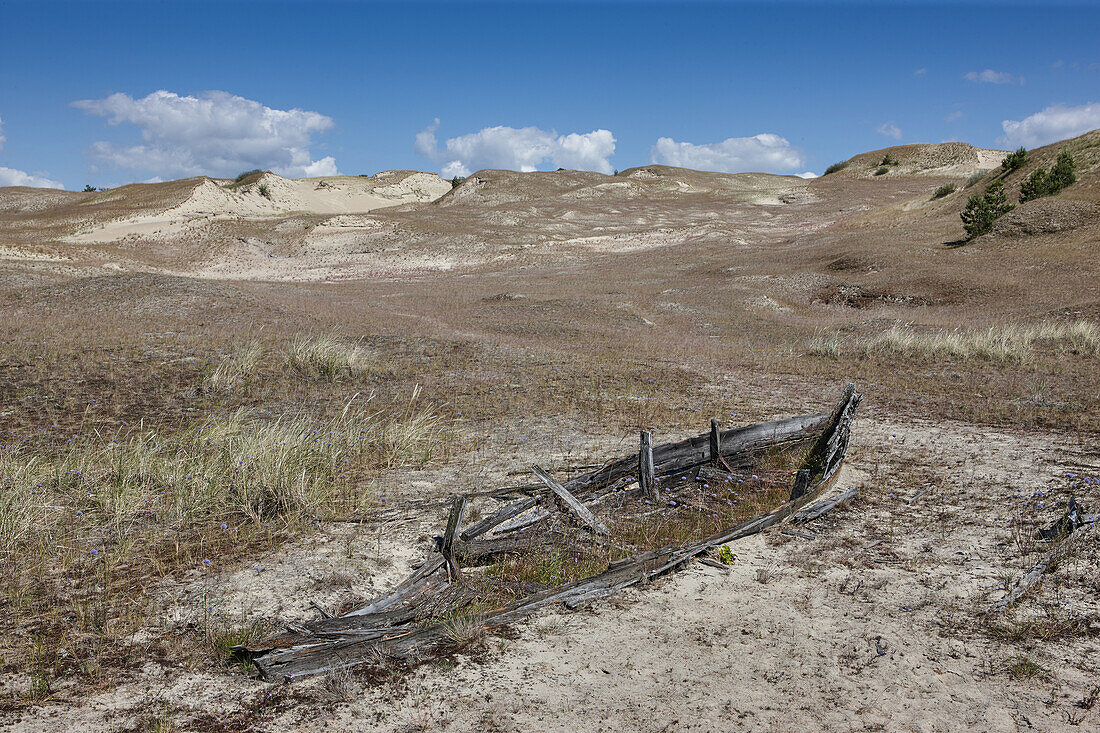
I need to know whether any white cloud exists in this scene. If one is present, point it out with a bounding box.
[876,122,902,139]
[415,120,616,177]
[0,114,65,189]
[795,171,818,179]
[964,69,1024,85]
[944,110,965,122]
[913,68,927,77]
[0,166,65,189]
[649,134,805,174]
[72,90,339,179]
[1000,102,1100,148]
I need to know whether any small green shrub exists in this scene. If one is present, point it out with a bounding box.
[450,176,466,189]
[823,161,848,175]
[879,153,900,166]
[932,183,957,199]
[257,183,271,200]
[874,166,889,176]
[1001,147,1028,173]
[960,180,1014,239]
[717,545,736,565]
[1048,150,1077,191]
[1019,168,1049,203]
[82,184,97,193]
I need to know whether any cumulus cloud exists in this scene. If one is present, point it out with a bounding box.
[795,171,819,179]
[876,122,902,139]
[1000,102,1100,148]
[649,134,805,174]
[0,114,64,189]
[964,69,1024,85]
[415,119,616,177]
[72,90,339,179]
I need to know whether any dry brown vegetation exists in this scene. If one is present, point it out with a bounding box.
[1,134,1099,730]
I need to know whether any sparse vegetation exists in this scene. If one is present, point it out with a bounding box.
[200,338,265,391]
[874,166,889,176]
[1001,147,1028,173]
[82,184,97,193]
[960,180,1014,239]
[823,161,848,176]
[235,169,263,183]
[879,153,900,167]
[257,182,272,200]
[932,183,957,199]
[965,170,987,188]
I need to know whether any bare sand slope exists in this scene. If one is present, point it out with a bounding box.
[63,171,451,244]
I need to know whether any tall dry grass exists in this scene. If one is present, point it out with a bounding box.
[0,396,446,554]
[286,333,373,379]
[808,320,1100,363]
[200,338,264,391]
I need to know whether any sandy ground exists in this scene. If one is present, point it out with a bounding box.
[6,414,1097,732]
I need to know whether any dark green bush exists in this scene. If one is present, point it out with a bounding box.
[879,153,900,167]
[960,181,1014,239]
[82,184,97,192]
[823,161,848,176]
[932,183,957,199]
[1048,151,1077,191]
[874,166,889,176]
[257,183,271,200]
[1019,151,1076,203]
[450,176,466,189]
[1001,147,1028,173]
[1019,168,1049,203]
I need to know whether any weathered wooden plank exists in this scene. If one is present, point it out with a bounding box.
[709,419,721,463]
[639,430,656,501]
[531,465,610,536]
[459,496,537,541]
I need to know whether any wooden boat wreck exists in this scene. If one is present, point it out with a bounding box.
[236,383,862,681]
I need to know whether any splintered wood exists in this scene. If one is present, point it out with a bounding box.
[236,384,863,680]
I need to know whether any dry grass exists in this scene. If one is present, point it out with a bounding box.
[287,333,373,380]
[808,320,1100,363]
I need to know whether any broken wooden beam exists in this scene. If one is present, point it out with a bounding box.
[990,523,1092,613]
[531,465,610,536]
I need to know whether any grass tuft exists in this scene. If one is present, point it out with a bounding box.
[287,333,373,380]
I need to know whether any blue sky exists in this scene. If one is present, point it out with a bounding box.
[2,0,1099,189]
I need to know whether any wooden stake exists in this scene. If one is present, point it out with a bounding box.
[789,469,811,502]
[639,430,657,501]
[440,495,466,581]
[709,419,721,464]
